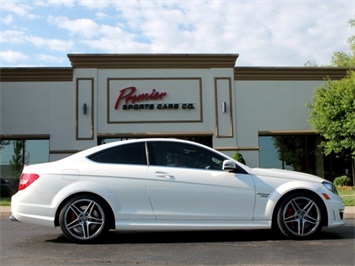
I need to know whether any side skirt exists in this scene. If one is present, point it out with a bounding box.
[115,220,272,231]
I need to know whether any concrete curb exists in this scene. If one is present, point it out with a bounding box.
[343,206,355,219]
[1,206,354,219]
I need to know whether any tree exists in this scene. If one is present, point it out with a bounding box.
[9,140,24,178]
[305,19,354,67]
[309,72,355,157]
[331,19,355,67]
[308,19,355,183]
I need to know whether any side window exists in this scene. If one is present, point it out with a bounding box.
[88,143,147,165]
[148,141,225,170]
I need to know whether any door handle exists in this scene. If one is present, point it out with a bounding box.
[155,171,174,179]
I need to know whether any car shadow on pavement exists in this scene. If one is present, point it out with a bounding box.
[47,227,349,244]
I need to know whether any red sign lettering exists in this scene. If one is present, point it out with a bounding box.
[114,87,167,109]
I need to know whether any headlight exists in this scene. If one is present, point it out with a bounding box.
[322,181,338,195]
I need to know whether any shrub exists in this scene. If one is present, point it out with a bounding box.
[333,175,352,186]
[232,152,246,165]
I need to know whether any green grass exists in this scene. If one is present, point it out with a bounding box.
[0,197,11,206]
[338,186,355,206]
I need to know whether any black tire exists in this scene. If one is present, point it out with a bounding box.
[276,192,323,239]
[59,194,110,243]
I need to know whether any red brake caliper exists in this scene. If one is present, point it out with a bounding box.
[287,207,295,229]
[71,211,76,222]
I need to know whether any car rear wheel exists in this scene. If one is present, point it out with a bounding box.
[277,193,323,239]
[59,195,109,243]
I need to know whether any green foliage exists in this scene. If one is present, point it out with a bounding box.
[232,152,246,165]
[333,175,352,186]
[0,198,11,206]
[308,18,355,185]
[338,186,355,206]
[331,19,355,67]
[309,71,355,158]
[305,19,354,68]
[308,19,355,159]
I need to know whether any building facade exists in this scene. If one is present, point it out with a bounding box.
[0,54,351,186]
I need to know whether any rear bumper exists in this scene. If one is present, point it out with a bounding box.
[11,193,56,227]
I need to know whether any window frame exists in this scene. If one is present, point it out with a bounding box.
[147,141,227,171]
[87,142,147,165]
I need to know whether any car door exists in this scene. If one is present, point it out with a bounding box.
[86,142,154,220]
[146,141,255,220]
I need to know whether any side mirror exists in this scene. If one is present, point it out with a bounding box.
[222,160,237,172]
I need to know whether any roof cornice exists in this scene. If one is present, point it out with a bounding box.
[234,67,353,80]
[67,54,239,68]
[0,68,73,82]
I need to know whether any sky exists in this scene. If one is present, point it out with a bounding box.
[0,0,354,67]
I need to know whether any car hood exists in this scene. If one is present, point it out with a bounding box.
[249,168,325,183]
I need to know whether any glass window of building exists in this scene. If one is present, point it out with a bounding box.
[259,135,352,182]
[259,135,318,174]
[0,139,49,197]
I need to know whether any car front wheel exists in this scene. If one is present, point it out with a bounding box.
[277,193,323,239]
[59,195,109,243]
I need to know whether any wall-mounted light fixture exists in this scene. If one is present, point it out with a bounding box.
[221,101,227,113]
[83,103,88,115]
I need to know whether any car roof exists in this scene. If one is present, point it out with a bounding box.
[67,138,209,158]
[60,138,251,173]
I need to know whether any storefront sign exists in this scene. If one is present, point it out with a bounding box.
[114,87,167,109]
[122,103,195,110]
[114,86,195,111]
[107,78,202,123]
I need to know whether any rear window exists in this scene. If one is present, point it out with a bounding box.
[88,143,147,165]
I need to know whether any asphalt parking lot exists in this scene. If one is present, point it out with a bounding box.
[0,213,354,266]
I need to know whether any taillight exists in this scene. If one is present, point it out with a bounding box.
[19,173,40,190]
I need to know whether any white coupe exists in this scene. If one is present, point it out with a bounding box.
[10,138,344,243]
